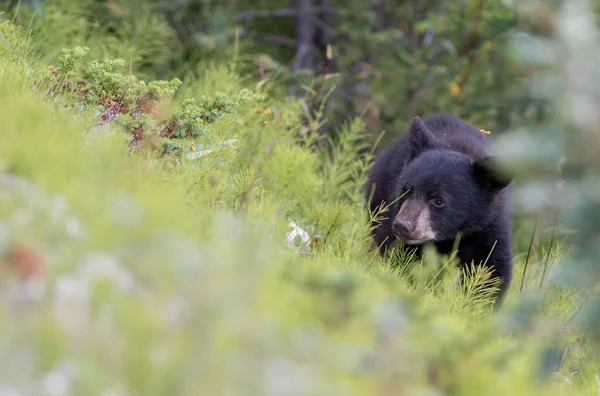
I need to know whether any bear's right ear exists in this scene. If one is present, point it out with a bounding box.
[408,117,436,156]
[472,156,514,190]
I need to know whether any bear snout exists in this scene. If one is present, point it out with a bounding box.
[392,218,415,236]
[393,199,437,244]
[394,199,422,237]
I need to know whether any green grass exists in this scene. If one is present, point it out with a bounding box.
[0,20,597,395]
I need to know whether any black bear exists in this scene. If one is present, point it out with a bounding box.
[366,113,514,302]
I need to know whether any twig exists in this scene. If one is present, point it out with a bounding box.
[312,17,334,35]
[321,210,341,245]
[310,43,333,109]
[539,208,560,290]
[236,8,297,19]
[561,297,588,334]
[520,215,538,292]
[553,293,590,375]
[254,34,296,47]
[234,6,337,20]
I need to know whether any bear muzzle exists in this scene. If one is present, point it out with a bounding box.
[393,199,437,245]
[392,218,415,235]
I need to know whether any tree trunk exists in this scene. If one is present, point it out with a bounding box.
[293,0,314,72]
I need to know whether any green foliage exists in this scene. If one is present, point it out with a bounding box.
[44,47,222,156]
[0,2,598,395]
[1,0,176,79]
[82,57,181,106]
[40,45,264,157]
[56,46,88,78]
[0,19,33,64]
[1,0,541,147]
[169,90,260,139]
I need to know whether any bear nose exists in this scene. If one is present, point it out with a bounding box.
[393,218,414,235]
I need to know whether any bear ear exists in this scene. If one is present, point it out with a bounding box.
[473,156,514,190]
[408,117,436,155]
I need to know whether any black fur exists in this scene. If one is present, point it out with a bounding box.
[366,113,514,303]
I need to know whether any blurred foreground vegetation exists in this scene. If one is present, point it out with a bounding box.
[0,0,599,395]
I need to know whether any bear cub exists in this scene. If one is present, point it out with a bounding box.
[366,113,514,302]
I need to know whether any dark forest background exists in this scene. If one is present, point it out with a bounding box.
[4,0,555,148]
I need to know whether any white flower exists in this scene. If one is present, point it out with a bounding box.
[286,221,311,251]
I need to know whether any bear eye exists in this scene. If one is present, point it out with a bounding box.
[431,198,445,208]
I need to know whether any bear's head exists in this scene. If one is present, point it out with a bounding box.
[391,117,513,245]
